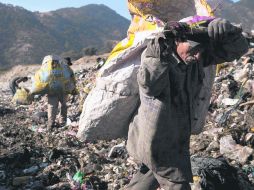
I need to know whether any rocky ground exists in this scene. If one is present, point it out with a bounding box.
[1,51,254,190]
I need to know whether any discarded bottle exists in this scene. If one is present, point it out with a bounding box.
[23,166,39,174]
[73,171,85,185]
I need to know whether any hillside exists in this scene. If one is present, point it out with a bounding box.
[0,3,129,69]
[1,1,254,69]
[209,0,254,31]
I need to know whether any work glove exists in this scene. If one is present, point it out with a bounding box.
[208,18,242,42]
[164,21,189,40]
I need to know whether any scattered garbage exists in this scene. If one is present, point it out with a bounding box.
[23,165,40,174]
[12,176,32,186]
[49,148,66,161]
[221,98,239,106]
[191,48,254,185]
[220,135,254,165]
[1,48,254,189]
[66,130,78,137]
[73,171,85,185]
[0,171,6,181]
[191,156,253,190]
[243,166,254,182]
[66,118,72,126]
[32,111,47,123]
[23,163,48,174]
[0,107,15,117]
[29,125,46,133]
[108,143,126,158]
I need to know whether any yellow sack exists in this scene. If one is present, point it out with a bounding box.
[104,0,213,70]
[12,88,33,105]
[31,55,76,95]
[126,0,218,76]
[128,0,213,19]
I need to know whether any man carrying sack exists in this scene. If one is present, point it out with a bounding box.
[125,18,248,190]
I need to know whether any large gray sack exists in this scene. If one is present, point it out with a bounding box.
[77,37,216,141]
[77,53,141,141]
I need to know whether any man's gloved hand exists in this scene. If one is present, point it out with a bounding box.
[164,21,189,40]
[208,18,242,41]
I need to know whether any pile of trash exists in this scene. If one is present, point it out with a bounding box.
[0,63,138,190]
[1,0,253,188]
[1,51,254,189]
[190,48,254,188]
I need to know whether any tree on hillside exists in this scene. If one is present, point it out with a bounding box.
[83,47,97,56]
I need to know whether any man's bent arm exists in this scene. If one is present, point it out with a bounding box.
[206,19,249,65]
[137,37,175,97]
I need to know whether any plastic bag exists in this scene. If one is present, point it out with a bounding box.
[31,55,76,95]
[78,0,214,141]
[12,88,33,105]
